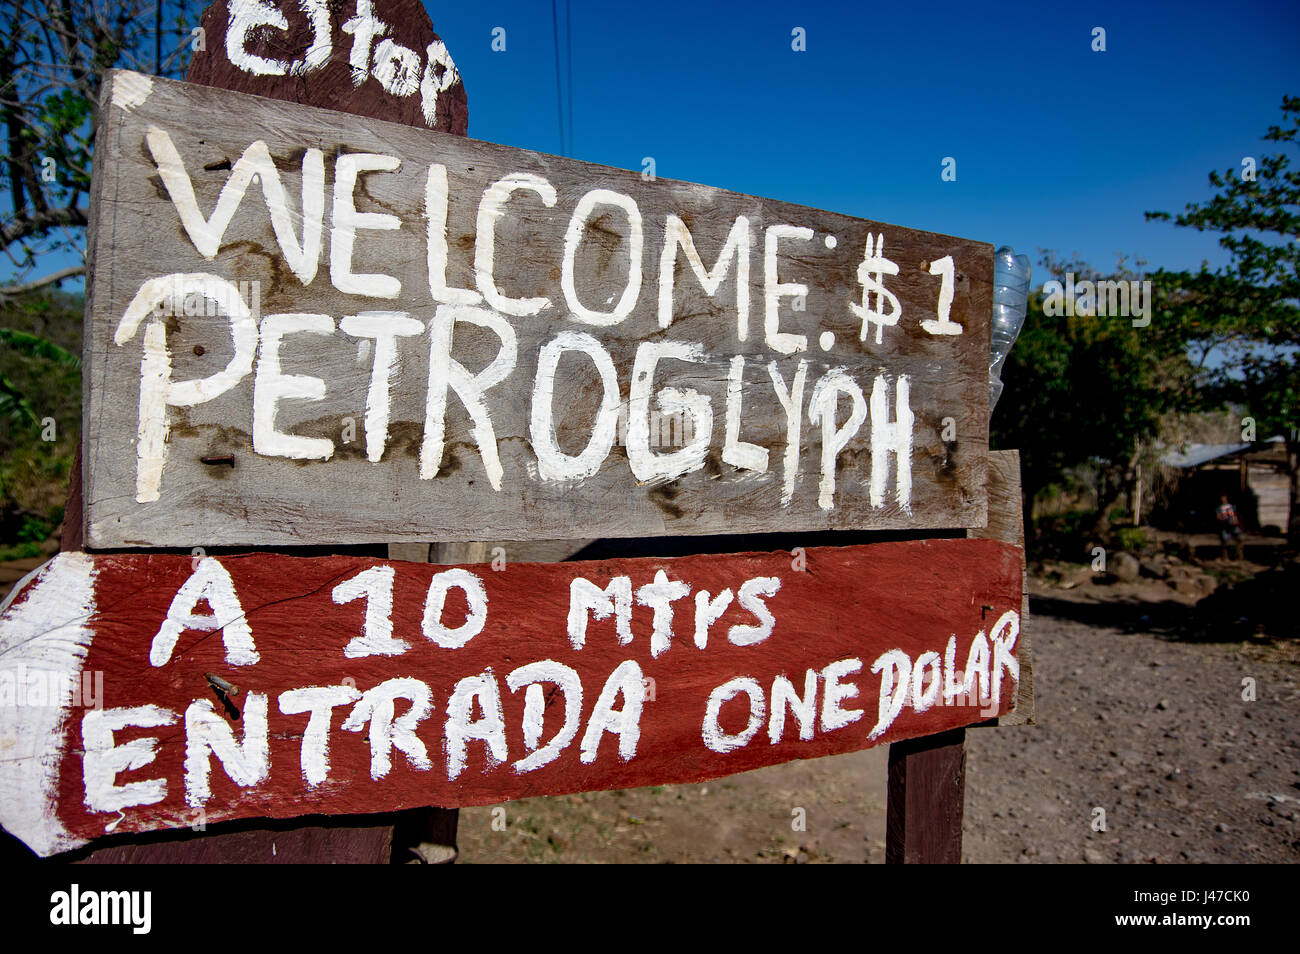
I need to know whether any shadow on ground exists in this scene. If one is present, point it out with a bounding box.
[1030,558,1298,645]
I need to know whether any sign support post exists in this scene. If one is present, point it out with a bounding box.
[886,727,967,864]
[884,448,1034,863]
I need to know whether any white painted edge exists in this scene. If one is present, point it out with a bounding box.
[111,72,153,112]
[0,552,98,857]
[0,559,50,616]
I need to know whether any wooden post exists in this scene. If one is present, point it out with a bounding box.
[885,449,1033,863]
[386,541,466,864]
[885,728,967,864]
[391,803,459,865]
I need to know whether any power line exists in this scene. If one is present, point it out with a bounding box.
[155,0,163,75]
[565,0,573,154]
[551,0,566,156]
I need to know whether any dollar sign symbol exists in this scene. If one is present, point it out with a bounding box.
[850,232,901,344]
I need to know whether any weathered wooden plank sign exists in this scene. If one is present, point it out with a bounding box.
[66,1,476,867]
[83,69,993,548]
[0,539,1021,856]
[185,0,469,134]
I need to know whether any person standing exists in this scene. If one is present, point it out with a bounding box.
[1217,494,1244,560]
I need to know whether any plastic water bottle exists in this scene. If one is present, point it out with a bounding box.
[989,246,1031,412]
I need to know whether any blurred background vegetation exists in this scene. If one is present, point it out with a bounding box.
[994,95,1298,559]
[0,290,80,558]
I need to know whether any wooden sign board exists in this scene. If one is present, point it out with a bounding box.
[185,0,469,134]
[82,70,993,549]
[0,539,1021,856]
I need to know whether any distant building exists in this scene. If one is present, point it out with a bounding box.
[1154,438,1291,535]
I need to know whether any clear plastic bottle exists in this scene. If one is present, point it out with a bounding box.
[989,246,1031,411]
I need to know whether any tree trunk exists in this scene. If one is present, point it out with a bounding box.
[1092,447,1142,538]
[1091,482,1126,537]
[1288,435,1299,546]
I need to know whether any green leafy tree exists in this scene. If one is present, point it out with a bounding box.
[0,290,83,540]
[0,1,202,546]
[0,326,80,424]
[1,0,200,294]
[993,253,1203,537]
[1146,95,1300,539]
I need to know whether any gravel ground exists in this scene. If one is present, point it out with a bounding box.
[964,582,1300,864]
[456,575,1299,864]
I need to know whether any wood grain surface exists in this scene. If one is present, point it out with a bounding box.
[886,727,967,864]
[82,70,993,548]
[0,538,1022,856]
[968,449,1034,725]
[185,0,469,134]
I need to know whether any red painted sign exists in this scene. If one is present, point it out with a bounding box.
[186,0,469,134]
[0,539,1021,856]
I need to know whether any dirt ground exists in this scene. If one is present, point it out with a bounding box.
[454,744,889,864]
[453,562,1300,864]
[964,578,1299,863]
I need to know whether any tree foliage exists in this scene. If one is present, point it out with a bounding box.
[992,253,1202,533]
[1146,95,1300,537]
[0,1,201,546]
[0,290,82,528]
[0,0,200,290]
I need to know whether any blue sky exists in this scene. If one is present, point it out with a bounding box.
[5,0,1296,290]
[425,0,1299,278]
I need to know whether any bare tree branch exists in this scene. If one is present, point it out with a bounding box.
[0,262,83,296]
[1,205,88,247]
[1,0,200,270]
